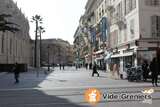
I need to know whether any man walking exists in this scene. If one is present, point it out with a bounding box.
[62,64,65,70]
[85,63,88,70]
[59,64,62,70]
[150,49,160,87]
[92,62,99,77]
[142,60,149,81]
[13,63,20,84]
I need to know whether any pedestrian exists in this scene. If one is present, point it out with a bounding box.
[89,63,92,70]
[12,63,20,84]
[150,50,160,87]
[75,64,78,70]
[142,60,149,81]
[92,62,99,77]
[85,63,88,70]
[62,64,65,70]
[59,64,61,70]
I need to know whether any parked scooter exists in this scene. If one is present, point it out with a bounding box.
[126,66,143,82]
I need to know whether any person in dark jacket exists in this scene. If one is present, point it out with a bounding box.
[13,63,20,84]
[59,64,62,70]
[92,62,99,77]
[62,64,65,70]
[150,50,160,87]
[85,63,88,70]
[89,63,92,70]
[142,60,149,81]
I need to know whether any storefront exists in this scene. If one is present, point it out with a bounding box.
[94,49,106,70]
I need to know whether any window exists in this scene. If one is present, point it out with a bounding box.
[125,0,130,14]
[131,0,136,9]
[151,15,160,37]
[1,33,4,53]
[130,19,135,38]
[10,38,12,55]
[117,2,123,19]
[146,0,160,6]
[125,0,136,15]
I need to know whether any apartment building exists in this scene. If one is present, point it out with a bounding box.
[107,0,160,76]
[74,0,160,74]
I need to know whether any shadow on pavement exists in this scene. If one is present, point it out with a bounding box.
[0,67,55,89]
[0,89,90,107]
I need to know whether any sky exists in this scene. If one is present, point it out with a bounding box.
[13,0,87,44]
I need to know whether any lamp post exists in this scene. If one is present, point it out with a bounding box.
[38,26,45,67]
[47,45,50,71]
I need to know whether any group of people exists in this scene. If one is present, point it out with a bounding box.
[59,64,65,70]
[85,62,100,77]
[11,49,160,86]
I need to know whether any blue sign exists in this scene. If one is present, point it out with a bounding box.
[90,27,96,46]
[100,17,108,42]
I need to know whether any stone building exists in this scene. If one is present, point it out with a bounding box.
[0,0,32,68]
[41,39,74,66]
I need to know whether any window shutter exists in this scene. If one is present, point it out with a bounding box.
[145,0,150,6]
[158,16,160,37]
[151,15,157,37]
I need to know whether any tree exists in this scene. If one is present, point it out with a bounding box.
[0,14,19,32]
[31,15,43,68]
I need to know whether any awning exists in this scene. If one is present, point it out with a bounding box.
[111,52,133,58]
[104,53,112,60]
[95,49,104,54]
[95,54,104,60]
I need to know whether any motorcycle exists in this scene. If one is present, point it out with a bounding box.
[126,66,144,82]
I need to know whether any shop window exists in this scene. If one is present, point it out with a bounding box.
[151,15,160,38]
[145,0,160,6]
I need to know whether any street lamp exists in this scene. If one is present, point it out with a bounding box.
[38,26,45,67]
[47,45,50,71]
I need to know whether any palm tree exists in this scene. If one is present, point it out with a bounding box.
[31,15,43,68]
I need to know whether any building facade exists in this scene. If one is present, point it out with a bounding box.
[74,0,109,70]
[41,39,74,66]
[0,0,32,66]
[107,0,160,77]
[74,0,160,75]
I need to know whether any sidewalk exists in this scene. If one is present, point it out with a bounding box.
[0,72,7,76]
[0,67,158,90]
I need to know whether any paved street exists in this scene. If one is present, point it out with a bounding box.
[0,67,160,107]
